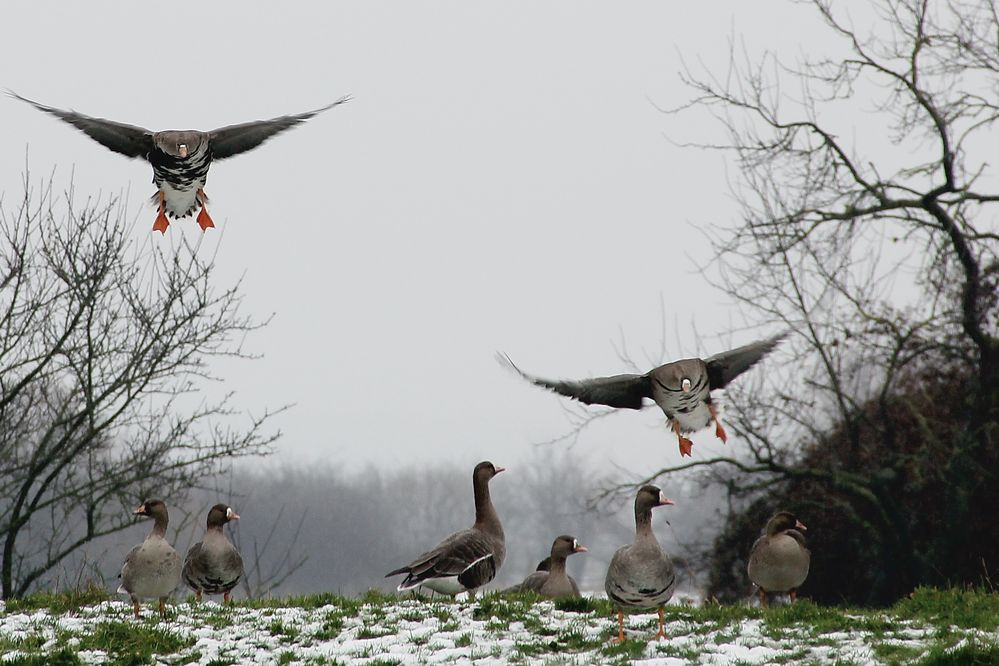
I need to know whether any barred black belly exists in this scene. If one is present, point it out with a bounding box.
[607,574,676,610]
[183,569,240,595]
[149,146,213,218]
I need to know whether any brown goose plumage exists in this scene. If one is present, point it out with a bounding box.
[748,511,810,606]
[499,333,785,457]
[604,485,676,642]
[386,461,506,594]
[183,504,244,603]
[508,535,586,598]
[118,499,182,620]
[8,90,349,233]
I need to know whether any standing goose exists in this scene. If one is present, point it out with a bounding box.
[8,91,350,233]
[386,461,506,595]
[118,499,182,620]
[499,333,786,456]
[183,504,245,603]
[508,535,587,598]
[604,485,676,642]
[748,511,810,606]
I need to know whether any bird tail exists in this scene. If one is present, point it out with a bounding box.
[385,566,410,578]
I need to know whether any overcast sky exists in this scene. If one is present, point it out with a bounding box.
[0,1,835,473]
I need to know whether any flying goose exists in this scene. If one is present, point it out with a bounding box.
[9,91,350,233]
[500,333,786,456]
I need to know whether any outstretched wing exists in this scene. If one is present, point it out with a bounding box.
[9,91,153,158]
[209,95,351,160]
[497,352,652,409]
[705,332,787,389]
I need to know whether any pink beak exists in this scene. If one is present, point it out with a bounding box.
[575,545,588,553]
[795,519,807,531]
[659,494,676,506]
[178,144,188,158]
[494,466,506,474]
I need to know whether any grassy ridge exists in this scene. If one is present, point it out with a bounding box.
[0,587,997,665]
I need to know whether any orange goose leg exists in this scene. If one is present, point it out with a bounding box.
[131,598,141,619]
[153,192,170,234]
[613,608,626,643]
[671,420,694,457]
[224,591,232,604]
[196,189,215,231]
[789,589,797,603]
[759,588,767,607]
[709,403,728,443]
[195,590,203,603]
[158,597,167,620]
[657,607,667,640]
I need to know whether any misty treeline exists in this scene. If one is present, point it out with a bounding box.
[20,450,729,599]
[588,0,998,606]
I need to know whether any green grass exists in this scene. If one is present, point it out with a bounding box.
[916,637,999,665]
[895,587,999,631]
[0,586,997,664]
[3,648,83,666]
[2,585,110,614]
[76,621,193,663]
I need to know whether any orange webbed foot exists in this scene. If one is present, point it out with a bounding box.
[709,403,728,443]
[715,421,728,443]
[152,192,169,233]
[153,210,170,234]
[670,419,694,456]
[196,206,215,231]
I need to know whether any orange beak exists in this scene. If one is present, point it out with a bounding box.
[133,504,146,515]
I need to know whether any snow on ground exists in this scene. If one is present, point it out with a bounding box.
[0,597,992,665]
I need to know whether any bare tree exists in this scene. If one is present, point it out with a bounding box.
[0,172,281,599]
[586,0,999,604]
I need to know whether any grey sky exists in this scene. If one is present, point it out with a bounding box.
[0,1,832,471]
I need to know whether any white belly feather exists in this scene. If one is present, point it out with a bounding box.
[669,400,714,434]
[159,179,204,218]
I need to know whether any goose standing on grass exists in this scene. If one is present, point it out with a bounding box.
[386,461,506,596]
[183,504,245,603]
[118,499,182,620]
[748,511,810,607]
[499,333,786,457]
[604,485,676,642]
[508,535,586,598]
